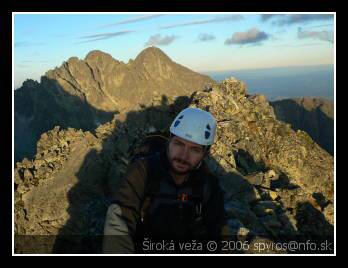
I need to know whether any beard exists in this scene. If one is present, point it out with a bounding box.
[169,157,194,175]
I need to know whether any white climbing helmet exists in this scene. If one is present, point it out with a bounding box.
[169,107,217,146]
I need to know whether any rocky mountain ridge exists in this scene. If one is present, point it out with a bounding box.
[14,77,334,254]
[270,97,334,155]
[15,47,213,163]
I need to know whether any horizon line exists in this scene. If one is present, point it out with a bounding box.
[198,63,334,73]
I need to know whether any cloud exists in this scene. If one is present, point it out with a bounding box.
[16,64,30,68]
[22,27,36,35]
[144,34,178,46]
[270,43,322,48]
[76,30,134,44]
[160,14,244,29]
[99,14,163,29]
[225,28,269,45]
[197,33,216,42]
[14,42,27,47]
[16,59,52,69]
[261,14,280,21]
[20,60,52,63]
[281,14,334,25]
[261,14,334,25]
[297,27,334,43]
[14,41,45,47]
[304,23,334,29]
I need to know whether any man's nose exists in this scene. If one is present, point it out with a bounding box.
[179,147,190,160]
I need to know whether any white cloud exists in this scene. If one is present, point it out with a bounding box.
[297,27,334,43]
[160,14,243,29]
[144,34,178,46]
[197,33,216,42]
[225,28,269,45]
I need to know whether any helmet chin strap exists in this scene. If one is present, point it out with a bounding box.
[195,161,202,170]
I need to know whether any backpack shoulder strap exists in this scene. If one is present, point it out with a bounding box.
[191,162,213,218]
[144,153,162,195]
[140,153,162,221]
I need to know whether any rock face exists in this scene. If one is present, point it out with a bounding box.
[190,80,334,250]
[14,78,112,165]
[14,76,334,254]
[270,97,334,155]
[15,47,213,163]
[45,47,212,113]
[14,97,189,253]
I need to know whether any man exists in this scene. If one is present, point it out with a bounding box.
[103,107,225,254]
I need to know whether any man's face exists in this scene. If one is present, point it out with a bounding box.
[167,136,206,175]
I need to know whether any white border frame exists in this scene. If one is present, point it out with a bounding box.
[12,11,336,256]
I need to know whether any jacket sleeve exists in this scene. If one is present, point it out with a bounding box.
[103,160,147,254]
[204,175,226,239]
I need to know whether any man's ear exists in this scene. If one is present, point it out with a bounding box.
[204,146,211,157]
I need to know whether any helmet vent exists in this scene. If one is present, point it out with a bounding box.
[205,131,210,139]
[174,120,181,127]
[206,124,211,130]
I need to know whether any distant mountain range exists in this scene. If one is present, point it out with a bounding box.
[14,47,213,163]
[204,64,334,101]
[14,47,334,163]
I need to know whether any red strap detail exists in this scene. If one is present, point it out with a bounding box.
[178,193,189,202]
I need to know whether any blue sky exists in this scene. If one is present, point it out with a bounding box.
[13,13,335,89]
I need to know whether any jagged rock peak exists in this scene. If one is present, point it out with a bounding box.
[134,46,172,64]
[84,50,117,63]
